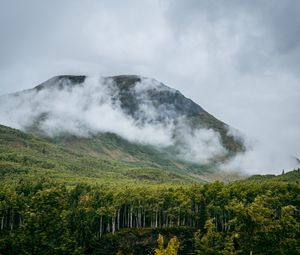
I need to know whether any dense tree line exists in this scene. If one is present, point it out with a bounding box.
[0,178,299,254]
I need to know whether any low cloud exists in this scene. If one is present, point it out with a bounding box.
[221,126,299,175]
[0,1,299,174]
[0,76,226,164]
[176,127,226,164]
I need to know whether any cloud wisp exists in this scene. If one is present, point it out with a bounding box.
[0,0,299,174]
[0,76,226,164]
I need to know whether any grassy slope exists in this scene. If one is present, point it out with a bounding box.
[0,124,200,186]
[1,123,299,187]
[49,132,224,178]
[0,121,246,186]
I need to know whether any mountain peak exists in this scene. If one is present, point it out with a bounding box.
[34,75,86,91]
[0,74,244,165]
[31,74,205,119]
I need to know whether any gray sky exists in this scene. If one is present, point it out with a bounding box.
[0,0,299,173]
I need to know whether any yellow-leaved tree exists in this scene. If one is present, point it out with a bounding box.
[154,234,180,255]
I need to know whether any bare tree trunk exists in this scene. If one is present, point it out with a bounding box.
[123,205,126,227]
[10,210,13,230]
[100,216,103,238]
[1,216,4,230]
[112,217,116,233]
[130,206,133,228]
[138,209,141,228]
[107,220,111,233]
[117,209,120,231]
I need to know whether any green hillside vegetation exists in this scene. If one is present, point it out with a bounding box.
[1,123,240,185]
[0,124,196,186]
[245,168,300,183]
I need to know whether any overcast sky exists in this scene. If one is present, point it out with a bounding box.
[0,0,299,173]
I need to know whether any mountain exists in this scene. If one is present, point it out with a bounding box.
[0,75,244,183]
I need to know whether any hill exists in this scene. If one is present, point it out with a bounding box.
[0,75,244,182]
[245,168,300,183]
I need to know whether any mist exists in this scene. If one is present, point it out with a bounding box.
[222,127,299,175]
[0,0,299,174]
[0,76,226,164]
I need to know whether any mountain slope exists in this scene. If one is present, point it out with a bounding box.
[31,75,243,153]
[0,75,245,181]
[0,124,195,185]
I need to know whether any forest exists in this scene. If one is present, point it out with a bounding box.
[0,175,299,254]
